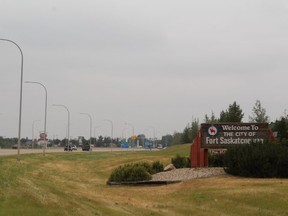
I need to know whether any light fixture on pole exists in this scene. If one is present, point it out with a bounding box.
[25,81,48,155]
[0,38,24,161]
[53,104,70,148]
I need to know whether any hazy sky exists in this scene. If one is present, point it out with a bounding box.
[1,0,288,140]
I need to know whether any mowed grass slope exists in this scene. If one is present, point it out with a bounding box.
[0,144,288,216]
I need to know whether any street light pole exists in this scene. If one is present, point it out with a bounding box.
[94,126,101,146]
[53,104,70,148]
[103,119,113,151]
[147,126,156,148]
[32,120,40,148]
[0,38,24,161]
[80,113,92,146]
[25,81,48,155]
[66,123,73,141]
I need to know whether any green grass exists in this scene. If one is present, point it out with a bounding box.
[1,144,288,216]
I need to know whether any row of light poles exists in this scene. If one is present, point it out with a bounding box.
[0,38,101,158]
[0,38,77,158]
[1,38,154,159]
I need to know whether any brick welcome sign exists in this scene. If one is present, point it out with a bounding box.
[200,123,270,149]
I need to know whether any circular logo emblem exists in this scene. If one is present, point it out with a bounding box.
[208,126,218,136]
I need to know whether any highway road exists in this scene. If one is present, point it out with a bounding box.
[0,147,146,156]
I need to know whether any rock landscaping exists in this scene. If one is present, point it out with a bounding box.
[107,167,226,186]
[152,167,226,182]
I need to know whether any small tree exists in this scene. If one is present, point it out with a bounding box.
[181,118,199,144]
[172,132,182,145]
[161,134,173,147]
[204,111,218,123]
[181,124,191,144]
[249,100,269,123]
[219,101,244,122]
[273,117,288,142]
[189,118,199,142]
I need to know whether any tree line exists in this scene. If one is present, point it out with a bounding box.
[1,100,288,148]
[161,100,288,146]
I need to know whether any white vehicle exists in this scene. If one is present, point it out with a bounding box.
[157,144,163,149]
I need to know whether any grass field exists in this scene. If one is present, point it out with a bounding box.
[1,144,288,216]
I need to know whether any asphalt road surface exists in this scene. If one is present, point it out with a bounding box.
[0,147,147,156]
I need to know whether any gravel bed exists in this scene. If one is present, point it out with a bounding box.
[151,167,226,182]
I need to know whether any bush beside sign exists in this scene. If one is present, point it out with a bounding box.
[201,123,270,149]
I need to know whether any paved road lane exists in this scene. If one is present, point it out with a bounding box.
[0,147,147,156]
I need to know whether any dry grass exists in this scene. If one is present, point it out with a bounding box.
[1,145,288,216]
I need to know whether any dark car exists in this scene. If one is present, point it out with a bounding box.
[64,145,73,151]
[82,144,91,151]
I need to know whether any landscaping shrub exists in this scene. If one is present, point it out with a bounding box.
[108,164,152,182]
[152,161,164,173]
[208,152,225,167]
[224,141,288,178]
[135,161,154,174]
[108,161,165,182]
[171,155,189,168]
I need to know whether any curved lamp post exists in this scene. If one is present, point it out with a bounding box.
[0,39,24,160]
[25,81,48,155]
[53,104,70,147]
[103,119,113,151]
